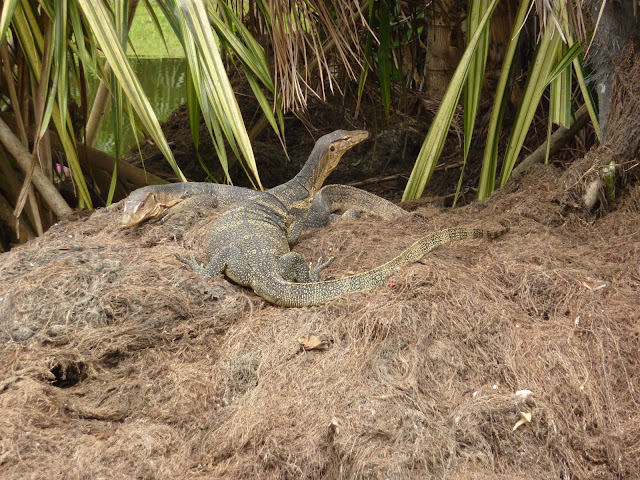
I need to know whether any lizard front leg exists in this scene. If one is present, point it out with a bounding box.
[304,184,407,228]
[151,195,219,225]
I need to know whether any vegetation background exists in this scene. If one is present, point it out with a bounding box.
[0,0,635,248]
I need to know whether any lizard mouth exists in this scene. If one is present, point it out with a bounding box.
[342,130,369,148]
[121,192,183,227]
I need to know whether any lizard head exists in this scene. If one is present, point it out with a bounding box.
[311,129,369,190]
[121,187,184,227]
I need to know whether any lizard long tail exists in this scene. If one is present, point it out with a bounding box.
[253,227,508,307]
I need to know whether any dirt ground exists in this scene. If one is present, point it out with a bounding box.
[1,154,639,478]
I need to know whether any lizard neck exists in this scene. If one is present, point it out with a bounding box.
[292,141,329,194]
[269,129,369,207]
[271,143,329,205]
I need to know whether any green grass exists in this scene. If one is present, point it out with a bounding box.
[128,3,184,58]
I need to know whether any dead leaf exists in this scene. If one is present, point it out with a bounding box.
[298,334,330,351]
[512,411,532,431]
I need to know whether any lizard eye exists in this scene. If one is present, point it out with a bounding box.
[330,145,336,152]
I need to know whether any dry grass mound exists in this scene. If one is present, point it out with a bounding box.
[1,164,639,479]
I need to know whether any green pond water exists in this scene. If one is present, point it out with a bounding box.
[90,57,187,157]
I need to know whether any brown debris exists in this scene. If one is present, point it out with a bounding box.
[560,44,640,217]
[1,164,639,479]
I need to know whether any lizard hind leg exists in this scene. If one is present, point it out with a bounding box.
[277,252,313,283]
[277,252,334,283]
[176,245,252,285]
[309,256,335,282]
[334,209,362,221]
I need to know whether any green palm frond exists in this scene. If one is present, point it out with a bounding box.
[453,0,492,208]
[78,0,187,183]
[0,0,19,42]
[477,0,530,200]
[402,0,499,202]
[497,26,561,187]
[180,0,262,187]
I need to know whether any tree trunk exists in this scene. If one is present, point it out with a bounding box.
[561,4,640,215]
[587,0,640,137]
[425,0,465,98]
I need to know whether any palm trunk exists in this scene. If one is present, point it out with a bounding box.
[425,0,465,98]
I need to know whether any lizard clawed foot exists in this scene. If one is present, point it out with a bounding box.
[175,252,205,275]
[309,256,335,282]
[341,208,362,219]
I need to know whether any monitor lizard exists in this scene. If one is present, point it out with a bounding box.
[174,129,508,306]
[306,184,406,227]
[176,130,371,285]
[121,182,258,227]
[121,160,406,229]
[122,182,406,228]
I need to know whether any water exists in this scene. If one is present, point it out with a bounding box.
[90,57,187,157]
